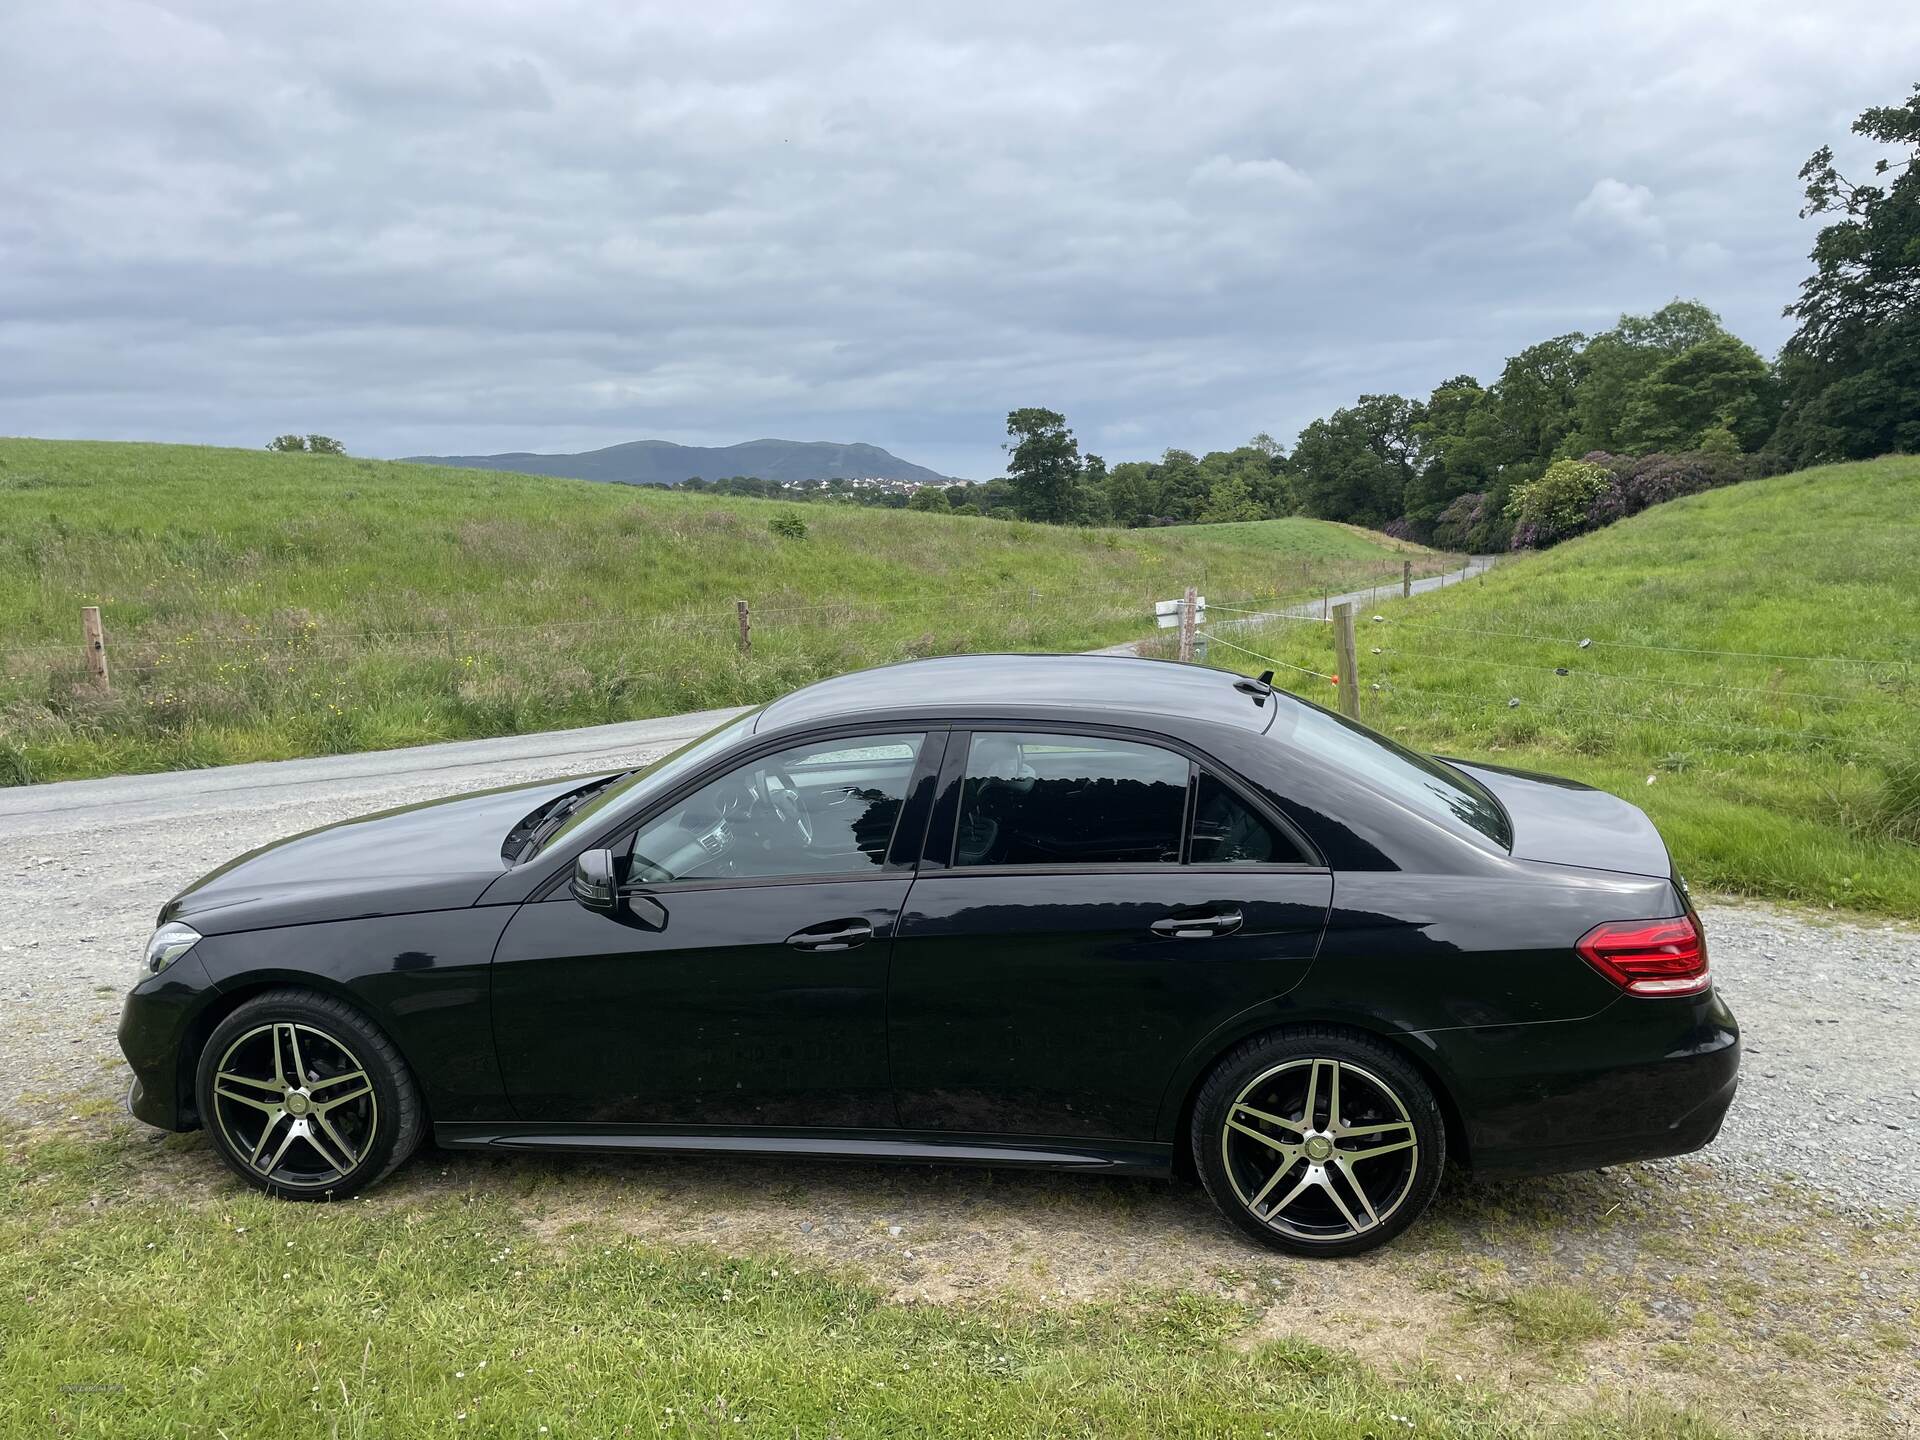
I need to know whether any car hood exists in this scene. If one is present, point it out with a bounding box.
[1446,758,1673,880]
[161,774,604,934]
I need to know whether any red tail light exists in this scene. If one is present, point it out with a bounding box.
[1575,915,1710,997]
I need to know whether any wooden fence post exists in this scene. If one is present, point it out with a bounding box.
[1178,586,1198,663]
[81,606,110,690]
[735,599,751,657]
[1402,559,1412,598]
[1332,602,1360,720]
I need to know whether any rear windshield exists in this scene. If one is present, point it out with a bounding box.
[1271,700,1511,849]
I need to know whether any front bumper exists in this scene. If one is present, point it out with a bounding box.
[1439,987,1740,1177]
[117,950,219,1132]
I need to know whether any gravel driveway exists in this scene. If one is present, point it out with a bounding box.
[3,716,1916,1217]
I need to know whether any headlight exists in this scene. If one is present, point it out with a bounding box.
[142,922,201,978]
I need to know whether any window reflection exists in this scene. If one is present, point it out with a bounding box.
[956,733,1188,866]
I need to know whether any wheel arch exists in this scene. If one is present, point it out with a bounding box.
[171,972,414,1131]
[1161,1013,1470,1180]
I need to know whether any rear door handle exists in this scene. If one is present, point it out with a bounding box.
[1151,908,1244,940]
[786,918,874,952]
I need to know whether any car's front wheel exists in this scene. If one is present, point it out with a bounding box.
[1192,1027,1445,1256]
[195,988,423,1200]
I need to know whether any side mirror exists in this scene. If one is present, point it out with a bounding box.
[571,849,618,911]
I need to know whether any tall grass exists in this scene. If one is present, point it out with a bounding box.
[1191,456,1920,917]
[0,439,1447,781]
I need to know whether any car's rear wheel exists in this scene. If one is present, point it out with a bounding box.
[1192,1027,1444,1256]
[195,988,423,1200]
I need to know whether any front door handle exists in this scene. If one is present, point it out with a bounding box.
[786,918,875,952]
[1151,908,1244,940]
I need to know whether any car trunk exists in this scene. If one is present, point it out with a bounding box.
[1445,758,1673,880]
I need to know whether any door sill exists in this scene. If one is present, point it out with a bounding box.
[433,1123,1173,1175]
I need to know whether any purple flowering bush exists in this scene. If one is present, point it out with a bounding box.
[1583,451,1755,528]
[1431,491,1511,553]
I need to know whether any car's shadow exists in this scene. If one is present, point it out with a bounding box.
[156,1127,1681,1278]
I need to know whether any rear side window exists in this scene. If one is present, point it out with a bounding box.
[1272,701,1511,849]
[1190,771,1306,865]
[955,732,1187,866]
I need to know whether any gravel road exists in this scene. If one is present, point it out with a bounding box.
[3,711,1915,1216]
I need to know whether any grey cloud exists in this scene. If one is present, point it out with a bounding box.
[2,0,1916,478]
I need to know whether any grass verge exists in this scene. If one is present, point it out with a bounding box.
[1189,456,1920,917]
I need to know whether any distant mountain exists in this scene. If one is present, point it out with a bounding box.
[401,438,952,486]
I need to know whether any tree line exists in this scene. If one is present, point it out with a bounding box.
[991,82,1918,550]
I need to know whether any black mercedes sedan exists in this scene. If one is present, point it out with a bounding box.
[120,654,1738,1255]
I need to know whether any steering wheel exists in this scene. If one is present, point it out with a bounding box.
[764,767,815,846]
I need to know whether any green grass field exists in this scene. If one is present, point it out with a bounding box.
[1188,456,1920,917]
[0,1118,1752,1440]
[0,439,1440,782]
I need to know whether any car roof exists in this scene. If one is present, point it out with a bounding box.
[753,653,1280,735]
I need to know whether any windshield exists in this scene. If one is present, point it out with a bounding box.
[531,711,759,858]
[1270,699,1511,850]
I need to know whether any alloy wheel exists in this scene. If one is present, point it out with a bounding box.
[1219,1057,1420,1244]
[209,1021,378,1190]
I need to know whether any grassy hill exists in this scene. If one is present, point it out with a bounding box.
[0,439,1439,782]
[1193,456,1920,917]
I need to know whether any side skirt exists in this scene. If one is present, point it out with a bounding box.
[433,1123,1174,1176]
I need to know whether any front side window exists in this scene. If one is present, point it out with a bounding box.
[627,734,923,883]
[534,711,758,858]
[954,732,1188,867]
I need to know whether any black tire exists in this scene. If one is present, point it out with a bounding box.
[1191,1026,1445,1257]
[195,987,424,1201]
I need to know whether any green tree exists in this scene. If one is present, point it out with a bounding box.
[1003,408,1082,522]
[1405,375,1491,532]
[1485,335,1586,465]
[907,486,949,512]
[1775,83,1920,463]
[1572,301,1726,452]
[1152,448,1207,523]
[266,434,307,452]
[1103,460,1158,527]
[1197,471,1262,522]
[1196,443,1287,519]
[306,434,346,455]
[1290,395,1419,527]
[1069,453,1112,525]
[1618,335,1779,453]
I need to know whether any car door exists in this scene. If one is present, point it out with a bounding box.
[492,729,942,1129]
[887,728,1331,1140]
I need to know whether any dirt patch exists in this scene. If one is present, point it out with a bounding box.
[434,1149,1920,1437]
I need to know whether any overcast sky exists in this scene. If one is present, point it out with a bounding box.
[3,2,1915,478]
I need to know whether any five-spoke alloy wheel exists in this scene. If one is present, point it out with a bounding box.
[1193,1028,1444,1255]
[196,989,423,1199]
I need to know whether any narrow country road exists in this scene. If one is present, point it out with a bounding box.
[1090,554,1498,658]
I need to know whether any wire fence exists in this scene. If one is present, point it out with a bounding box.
[0,552,1466,679]
[1172,597,1916,773]
[7,545,1908,789]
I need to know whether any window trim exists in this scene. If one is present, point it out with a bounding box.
[927,723,1325,874]
[532,723,948,899]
